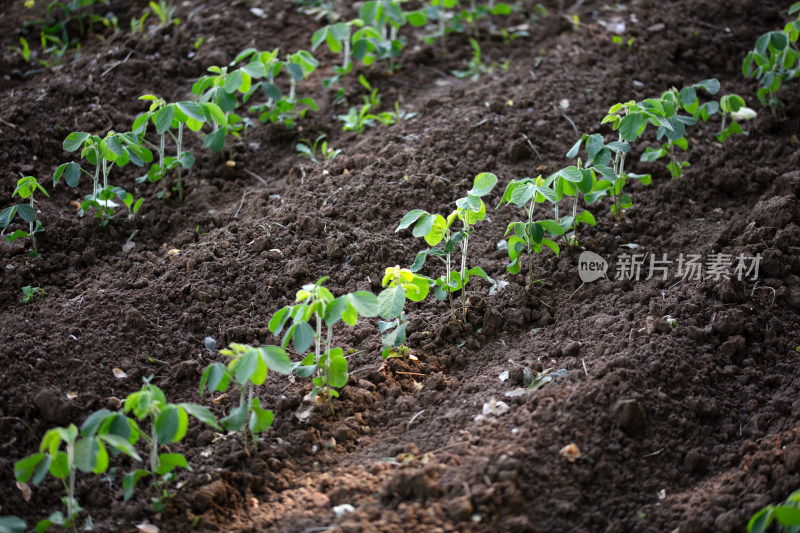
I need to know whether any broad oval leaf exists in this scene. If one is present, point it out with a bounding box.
[348,291,378,317]
[469,172,498,197]
[293,321,315,354]
[260,345,292,374]
[378,285,405,320]
[155,405,188,444]
[63,132,90,152]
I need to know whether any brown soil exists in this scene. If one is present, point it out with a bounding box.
[1,0,800,532]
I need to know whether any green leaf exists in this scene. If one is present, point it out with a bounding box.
[156,453,188,476]
[80,409,113,437]
[15,204,35,224]
[14,454,48,484]
[773,505,800,525]
[465,266,493,285]
[204,129,226,152]
[748,507,774,533]
[558,166,583,183]
[237,348,267,385]
[268,306,291,335]
[394,209,427,233]
[328,351,349,388]
[619,112,644,141]
[678,87,696,105]
[49,451,69,479]
[0,207,15,229]
[180,403,222,431]
[348,291,378,317]
[293,321,315,354]
[122,469,149,501]
[154,105,174,135]
[381,322,407,350]
[200,362,230,393]
[575,210,597,226]
[413,213,434,238]
[469,172,498,197]
[259,346,292,374]
[221,401,248,432]
[378,285,405,320]
[63,132,89,152]
[97,434,142,461]
[0,516,27,533]
[425,214,447,246]
[407,10,427,26]
[74,437,105,474]
[286,62,304,81]
[456,194,482,213]
[176,101,206,122]
[695,78,720,94]
[155,404,188,444]
[248,398,274,433]
[539,220,566,235]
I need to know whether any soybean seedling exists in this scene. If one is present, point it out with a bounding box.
[295,133,341,163]
[637,79,721,178]
[717,93,750,143]
[594,100,661,221]
[148,0,179,26]
[547,155,597,245]
[121,377,220,510]
[200,343,292,453]
[132,95,206,201]
[1,175,49,256]
[21,286,44,303]
[377,266,432,358]
[743,4,800,114]
[53,131,152,224]
[14,417,140,533]
[269,278,378,410]
[230,47,319,130]
[452,38,496,80]
[497,175,564,284]
[398,173,497,321]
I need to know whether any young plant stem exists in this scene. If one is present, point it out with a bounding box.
[150,418,159,476]
[343,38,350,72]
[159,133,166,196]
[446,253,454,322]
[176,123,184,202]
[325,326,334,414]
[246,384,255,451]
[460,233,469,321]
[613,133,626,223]
[92,147,100,200]
[66,439,76,527]
[527,198,536,286]
[28,195,37,253]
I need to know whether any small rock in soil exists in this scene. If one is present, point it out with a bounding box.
[685,449,709,475]
[189,480,230,513]
[711,309,745,339]
[169,360,199,382]
[749,195,799,229]
[562,340,581,357]
[784,444,800,473]
[482,307,503,335]
[33,389,73,425]
[503,308,526,326]
[445,495,473,521]
[613,399,646,434]
[310,491,330,508]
